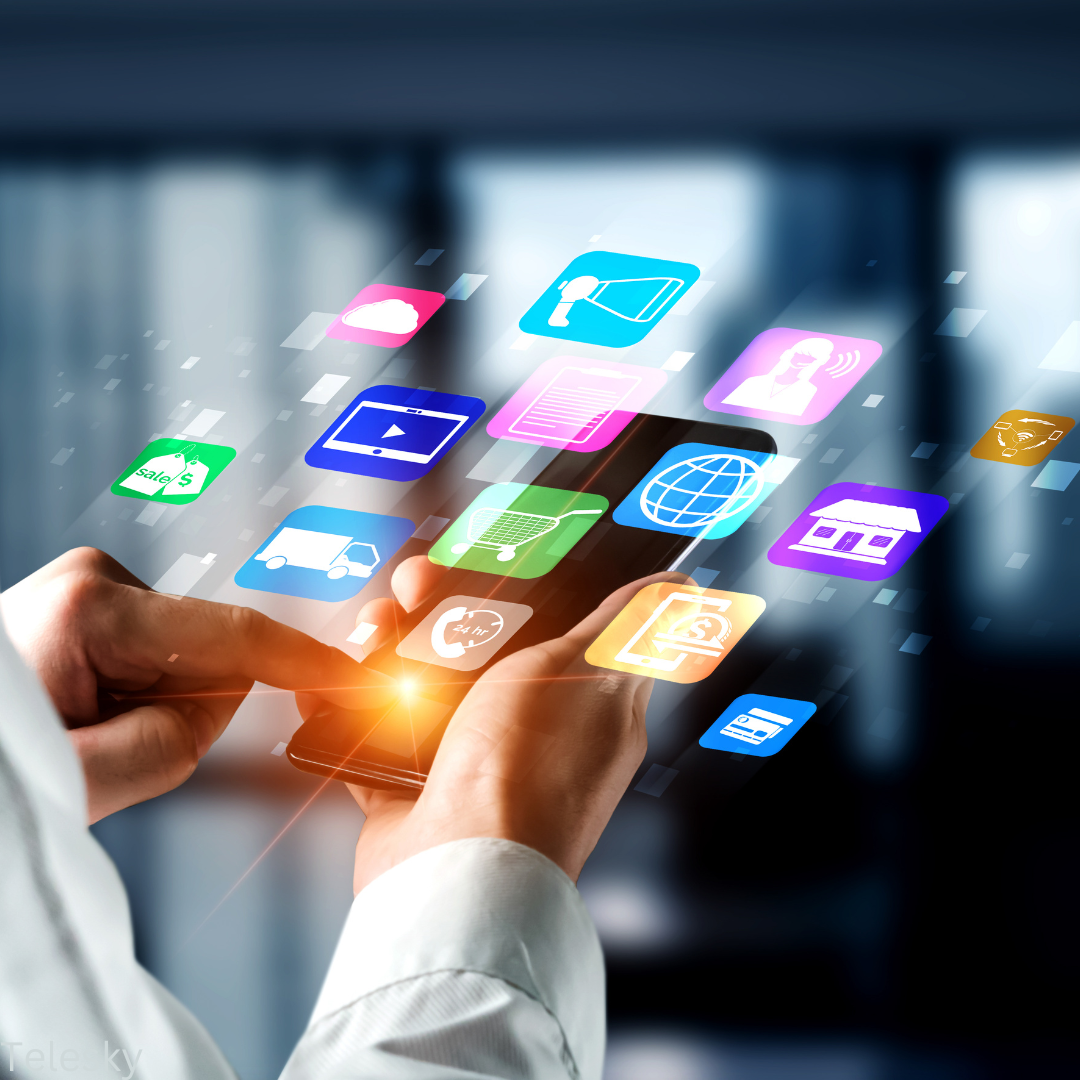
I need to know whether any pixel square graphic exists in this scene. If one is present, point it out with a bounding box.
[306,385,486,482]
[326,284,445,348]
[705,327,884,426]
[487,356,667,452]
[613,442,778,539]
[768,482,948,581]
[235,505,414,602]
[519,251,700,348]
[700,694,817,757]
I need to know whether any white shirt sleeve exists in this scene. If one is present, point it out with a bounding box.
[0,615,606,1080]
[283,839,605,1080]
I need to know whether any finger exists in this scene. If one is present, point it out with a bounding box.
[391,555,447,612]
[89,587,370,699]
[70,699,219,823]
[561,570,691,650]
[348,555,449,656]
[345,783,417,816]
[456,570,688,711]
[104,675,251,745]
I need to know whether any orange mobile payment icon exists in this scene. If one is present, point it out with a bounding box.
[584,582,766,684]
[970,409,1074,466]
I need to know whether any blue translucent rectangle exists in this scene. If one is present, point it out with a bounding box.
[934,307,986,337]
[634,764,678,797]
[899,632,932,655]
[1032,459,1080,491]
[445,273,488,300]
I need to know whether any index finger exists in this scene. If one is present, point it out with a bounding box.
[100,585,380,697]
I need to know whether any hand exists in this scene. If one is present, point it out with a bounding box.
[0,547,367,823]
[313,556,683,891]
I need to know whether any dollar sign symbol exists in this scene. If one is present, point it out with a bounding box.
[177,472,192,488]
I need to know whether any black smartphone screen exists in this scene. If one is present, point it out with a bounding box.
[287,415,777,790]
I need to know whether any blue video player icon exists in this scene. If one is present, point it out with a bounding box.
[306,385,486,481]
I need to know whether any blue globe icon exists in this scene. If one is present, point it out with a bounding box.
[640,453,765,529]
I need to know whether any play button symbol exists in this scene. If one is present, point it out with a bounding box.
[382,424,406,438]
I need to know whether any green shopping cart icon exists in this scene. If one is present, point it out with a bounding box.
[431,483,608,579]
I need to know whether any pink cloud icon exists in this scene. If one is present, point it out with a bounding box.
[327,284,445,347]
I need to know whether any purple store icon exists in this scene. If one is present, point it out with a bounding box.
[768,482,949,581]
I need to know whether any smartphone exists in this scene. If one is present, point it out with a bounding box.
[322,399,471,464]
[287,414,777,790]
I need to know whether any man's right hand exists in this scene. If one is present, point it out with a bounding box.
[307,556,681,892]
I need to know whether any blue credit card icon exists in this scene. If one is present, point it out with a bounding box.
[699,694,817,757]
[306,385,486,481]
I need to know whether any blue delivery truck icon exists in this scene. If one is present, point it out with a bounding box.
[235,506,415,602]
[255,528,380,579]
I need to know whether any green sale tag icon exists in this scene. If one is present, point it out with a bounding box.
[111,438,236,505]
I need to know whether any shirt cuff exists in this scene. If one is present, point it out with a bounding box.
[310,837,605,1080]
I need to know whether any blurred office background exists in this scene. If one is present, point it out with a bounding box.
[1,2,1078,1078]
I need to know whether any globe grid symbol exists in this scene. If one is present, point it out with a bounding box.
[640,453,765,529]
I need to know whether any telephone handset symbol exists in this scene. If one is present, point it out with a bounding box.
[431,606,470,659]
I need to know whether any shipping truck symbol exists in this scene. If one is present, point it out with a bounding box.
[254,527,380,580]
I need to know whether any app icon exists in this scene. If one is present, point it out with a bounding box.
[429,483,608,579]
[326,284,445,348]
[519,251,700,348]
[613,442,783,539]
[305,385,486,482]
[585,582,765,684]
[235,506,414,601]
[705,327,884,426]
[969,409,1075,466]
[112,438,235,504]
[396,595,534,671]
[700,694,817,757]
[768,482,948,582]
[487,356,666,452]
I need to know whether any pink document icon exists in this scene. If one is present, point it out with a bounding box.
[704,327,883,426]
[488,356,667,452]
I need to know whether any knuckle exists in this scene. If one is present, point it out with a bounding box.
[48,567,113,626]
[222,602,267,645]
[152,709,202,776]
[64,546,124,577]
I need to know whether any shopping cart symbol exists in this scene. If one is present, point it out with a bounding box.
[450,506,603,562]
